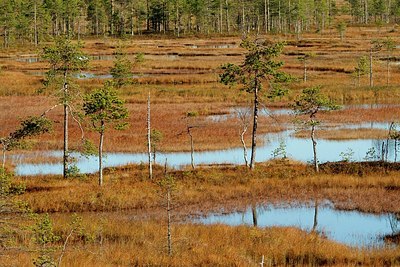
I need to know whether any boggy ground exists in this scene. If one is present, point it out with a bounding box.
[1,95,400,161]
[3,27,400,265]
[2,28,400,161]
[3,161,400,266]
[15,161,400,215]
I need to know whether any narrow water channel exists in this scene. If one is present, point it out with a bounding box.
[14,129,395,176]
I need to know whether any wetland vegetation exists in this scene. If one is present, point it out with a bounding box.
[3,0,400,266]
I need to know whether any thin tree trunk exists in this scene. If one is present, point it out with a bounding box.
[240,126,249,167]
[225,0,230,33]
[57,228,74,267]
[111,0,115,35]
[188,127,195,169]
[242,1,245,33]
[311,122,318,172]
[2,146,6,168]
[219,2,223,33]
[251,205,258,227]
[304,60,307,82]
[264,0,267,33]
[152,147,156,165]
[99,126,104,186]
[131,4,135,36]
[370,47,373,87]
[63,71,69,178]
[312,199,318,231]
[267,0,270,32]
[167,188,172,256]
[176,4,180,37]
[147,92,152,179]
[387,59,390,86]
[250,75,259,170]
[34,1,38,46]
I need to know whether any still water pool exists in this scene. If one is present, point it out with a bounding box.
[193,202,395,248]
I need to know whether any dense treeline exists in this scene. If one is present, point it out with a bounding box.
[0,0,398,47]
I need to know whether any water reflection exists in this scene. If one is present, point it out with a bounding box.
[14,132,398,176]
[194,202,393,248]
[12,104,400,176]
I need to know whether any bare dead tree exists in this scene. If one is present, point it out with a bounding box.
[235,106,252,167]
[147,92,153,179]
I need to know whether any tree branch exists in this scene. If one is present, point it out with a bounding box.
[41,104,62,117]
[67,104,85,140]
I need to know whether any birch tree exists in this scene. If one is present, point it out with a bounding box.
[220,38,290,170]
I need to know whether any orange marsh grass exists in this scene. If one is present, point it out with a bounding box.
[293,128,389,140]
[6,218,388,267]
[14,162,400,214]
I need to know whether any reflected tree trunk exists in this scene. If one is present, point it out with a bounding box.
[252,205,258,227]
[312,199,319,232]
[188,126,195,169]
[311,121,318,172]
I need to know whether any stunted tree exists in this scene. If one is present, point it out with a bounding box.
[83,83,128,186]
[42,36,88,179]
[220,38,290,170]
[293,86,339,172]
[298,52,315,83]
[369,40,383,88]
[110,48,133,89]
[150,129,163,164]
[336,21,346,41]
[382,37,396,87]
[353,55,369,87]
[0,116,52,168]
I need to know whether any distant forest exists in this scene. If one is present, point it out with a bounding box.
[0,0,398,47]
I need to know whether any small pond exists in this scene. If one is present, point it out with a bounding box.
[193,202,395,248]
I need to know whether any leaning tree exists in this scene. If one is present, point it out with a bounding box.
[220,38,290,170]
[1,116,52,168]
